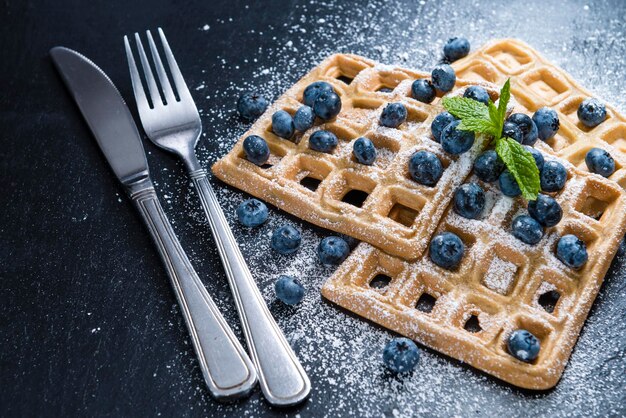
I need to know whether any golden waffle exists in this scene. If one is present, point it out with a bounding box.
[213,54,502,260]
[322,156,626,389]
[453,39,626,189]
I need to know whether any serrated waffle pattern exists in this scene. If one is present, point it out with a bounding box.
[322,159,626,389]
[453,39,626,189]
[213,54,500,259]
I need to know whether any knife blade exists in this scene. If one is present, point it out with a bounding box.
[50,46,257,400]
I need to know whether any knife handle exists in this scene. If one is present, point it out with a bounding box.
[130,182,257,400]
[189,169,311,407]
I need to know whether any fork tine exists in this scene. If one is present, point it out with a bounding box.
[134,32,163,108]
[157,28,193,102]
[146,30,177,105]
[124,36,151,114]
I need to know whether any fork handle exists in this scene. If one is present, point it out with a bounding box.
[130,183,257,400]
[190,169,311,407]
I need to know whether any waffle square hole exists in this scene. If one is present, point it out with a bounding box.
[336,75,354,85]
[369,273,392,290]
[377,86,394,93]
[388,202,419,227]
[300,176,322,192]
[485,42,532,73]
[456,61,498,83]
[579,195,609,221]
[342,188,369,208]
[574,180,618,222]
[561,96,610,132]
[538,289,560,314]
[543,123,577,152]
[601,123,626,153]
[482,257,519,295]
[523,68,568,102]
[402,107,429,132]
[415,293,437,313]
[464,315,482,333]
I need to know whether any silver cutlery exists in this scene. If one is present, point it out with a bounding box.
[123,28,311,406]
[50,46,257,401]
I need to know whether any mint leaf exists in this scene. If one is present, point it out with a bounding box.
[457,118,499,136]
[442,97,489,121]
[487,100,502,140]
[495,136,540,200]
[497,78,511,124]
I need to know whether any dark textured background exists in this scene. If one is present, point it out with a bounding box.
[1,0,625,416]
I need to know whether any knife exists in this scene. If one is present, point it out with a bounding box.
[50,46,257,400]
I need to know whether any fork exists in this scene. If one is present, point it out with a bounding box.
[124,28,310,406]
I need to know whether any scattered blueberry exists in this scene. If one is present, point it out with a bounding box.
[524,146,545,172]
[532,107,560,141]
[411,79,436,104]
[353,137,377,165]
[309,130,338,153]
[431,64,456,93]
[242,135,270,165]
[528,194,562,227]
[441,120,475,155]
[293,105,315,132]
[511,215,543,245]
[383,338,420,373]
[507,329,540,362]
[431,111,457,142]
[502,121,524,143]
[463,86,490,106]
[275,275,305,305]
[236,199,268,227]
[314,90,342,120]
[271,225,302,255]
[540,160,567,192]
[443,37,470,62]
[303,81,334,107]
[453,183,485,219]
[577,98,607,128]
[429,232,464,269]
[473,150,504,182]
[409,150,443,186]
[508,113,538,145]
[499,170,521,197]
[237,92,268,121]
[272,110,295,139]
[380,103,408,128]
[585,147,615,177]
[317,236,351,265]
[556,234,588,269]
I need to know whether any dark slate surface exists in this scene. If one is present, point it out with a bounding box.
[1,0,625,416]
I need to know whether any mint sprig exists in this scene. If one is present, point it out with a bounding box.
[442,79,540,200]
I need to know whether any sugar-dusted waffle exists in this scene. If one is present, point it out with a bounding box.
[452,39,626,189]
[322,155,626,389]
[213,54,500,260]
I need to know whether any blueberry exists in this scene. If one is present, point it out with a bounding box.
[440,120,475,155]
[242,135,270,165]
[303,81,334,107]
[237,91,268,121]
[275,275,305,305]
[577,98,606,128]
[507,329,540,362]
[585,147,615,177]
[473,150,504,182]
[383,338,420,373]
[453,183,485,219]
[429,232,464,269]
[443,37,470,62]
[499,170,521,197]
[380,103,407,128]
[309,130,338,153]
[314,91,342,120]
[293,105,315,132]
[431,64,456,93]
[272,110,295,139]
[431,111,457,142]
[511,215,543,245]
[411,79,436,104]
[271,225,301,255]
[409,150,443,186]
[524,146,544,172]
[353,137,377,165]
[540,160,567,192]
[532,107,560,141]
[236,198,268,227]
[528,194,562,227]
[508,113,538,145]
[556,234,588,269]
[463,86,490,106]
[502,121,524,144]
[317,236,350,265]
